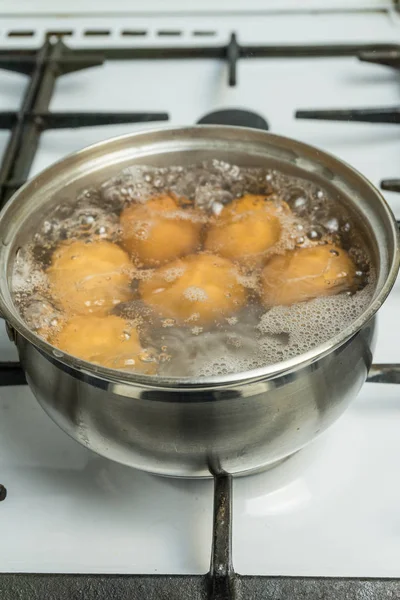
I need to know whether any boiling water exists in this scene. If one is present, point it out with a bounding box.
[12,160,374,378]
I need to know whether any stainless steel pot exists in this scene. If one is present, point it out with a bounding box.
[0,126,398,477]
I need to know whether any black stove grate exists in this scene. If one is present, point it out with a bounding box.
[0,38,169,208]
[295,106,400,125]
[294,48,400,193]
[2,474,400,600]
[1,35,400,600]
[3,473,400,600]
[3,571,400,600]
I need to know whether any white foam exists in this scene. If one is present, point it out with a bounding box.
[163,266,185,282]
[183,286,208,302]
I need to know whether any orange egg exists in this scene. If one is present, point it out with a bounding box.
[260,244,356,307]
[139,254,247,326]
[52,314,156,373]
[47,240,132,316]
[205,194,286,265]
[120,195,202,267]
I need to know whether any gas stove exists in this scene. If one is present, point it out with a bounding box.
[1,4,400,599]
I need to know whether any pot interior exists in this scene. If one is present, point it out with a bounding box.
[0,126,398,386]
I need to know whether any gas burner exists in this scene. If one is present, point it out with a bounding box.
[197,108,269,130]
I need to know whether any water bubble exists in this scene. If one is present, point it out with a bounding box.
[307,227,323,240]
[191,326,203,335]
[124,358,136,366]
[80,214,95,226]
[342,222,351,233]
[139,349,157,363]
[212,202,224,216]
[286,189,310,217]
[162,318,176,328]
[324,217,339,233]
[294,197,307,210]
[134,226,149,241]
[226,316,238,325]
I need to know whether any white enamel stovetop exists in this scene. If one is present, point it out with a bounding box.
[1,4,400,578]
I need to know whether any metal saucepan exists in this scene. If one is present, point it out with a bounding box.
[0,126,398,477]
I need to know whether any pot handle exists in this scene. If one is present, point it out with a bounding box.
[367,364,400,384]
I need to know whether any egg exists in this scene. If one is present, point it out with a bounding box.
[47,240,132,316]
[139,254,247,326]
[120,194,202,267]
[52,314,156,373]
[260,244,356,307]
[205,193,286,265]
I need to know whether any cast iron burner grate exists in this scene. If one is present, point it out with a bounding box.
[1,35,399,204]
[0,37,169,208]
[2,469,400,600]
[294,48,400,194]
[1,36,400,600]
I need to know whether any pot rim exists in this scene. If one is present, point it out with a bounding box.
[0,125,399,390]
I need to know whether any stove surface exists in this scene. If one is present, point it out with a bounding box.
[0,7,400,580]
[1,384,400,576]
